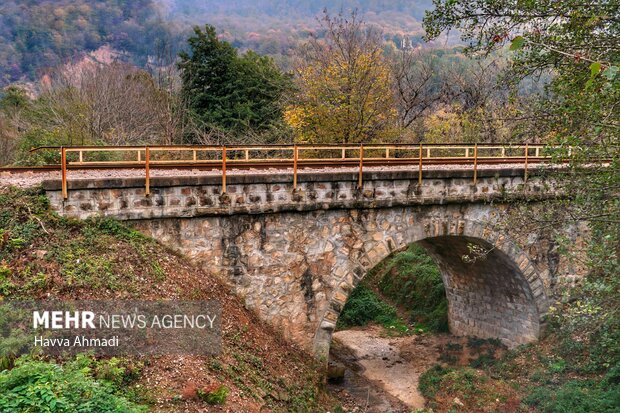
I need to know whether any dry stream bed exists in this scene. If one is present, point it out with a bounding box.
[328,326,444,412]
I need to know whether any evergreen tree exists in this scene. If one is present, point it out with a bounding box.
[178,25,292,137]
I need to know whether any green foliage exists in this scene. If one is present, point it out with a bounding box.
[546,273,620,375]
[419,364,510,412]
[178,25,293,138]
[336,284,405,331]
[13,130,65,166]
[82,217,147,244]
[0,306,30,371]
[197,384,229,405]
[373,244,448,332]
[92,357,144,387]
[523,379,620,413]
[0,357,147,412]
[0,186,165,297]
[424,0,620,277]
[337,244,447,334]
[0,87,29,112]
[509,35,525,51]
[0,186,52,257]
[418,364,453,399]
[425,4,620,409]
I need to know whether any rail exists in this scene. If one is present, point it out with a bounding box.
[24,143,557,200]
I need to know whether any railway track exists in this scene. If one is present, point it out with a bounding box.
[0,157,546,174]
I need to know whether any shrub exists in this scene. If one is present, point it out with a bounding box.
[418,364,452,398]
[0,357,147,412]
[13,129,64,166]
[523,380,620,413]
[93,357,144,387]
[375,244,449,332]
[197,384,229,405]
[336,284,401,329]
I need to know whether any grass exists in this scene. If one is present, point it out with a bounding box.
[337,243,448,334]
[416,264,620,412]
[197,384,229,405]
[523,379,620,413]
[418,364,519,412]
[0,186,167,298]
[373,244,449,332]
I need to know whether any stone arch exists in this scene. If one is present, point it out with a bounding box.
[313,213,548,358]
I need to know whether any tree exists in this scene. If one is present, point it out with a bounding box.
[284,11,397,144]
[33,62,181,146]
[0,62,186,166]
[178,25,293,141]
[391,49,440,130]
[0,87,29,165]
[425,6,620,405]
[424,0,619,272]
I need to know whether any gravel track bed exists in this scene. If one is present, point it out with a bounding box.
[1,163,535,188]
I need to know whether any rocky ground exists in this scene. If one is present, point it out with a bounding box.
[328,326,508,413]
[329,326,445,412]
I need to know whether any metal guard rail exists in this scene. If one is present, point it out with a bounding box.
[28,143,563,200]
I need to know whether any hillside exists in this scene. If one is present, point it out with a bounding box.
[158,0,432,20]
[0,186,334,412]
[0,0,176,86]
[0,0,438,86]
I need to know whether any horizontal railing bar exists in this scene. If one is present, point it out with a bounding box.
[30,142,554,153]
[68,156,553,166]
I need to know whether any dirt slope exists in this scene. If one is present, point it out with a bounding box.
[0,186,333,412]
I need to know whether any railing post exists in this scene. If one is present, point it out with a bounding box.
[418,143,423,186]
[358,144,364,189]
[222,146,227,193]
[61,146,67,200]
[342,148,346,159]
[78,150,83,164]
[524,143,529,182]
[293,145,298,191]
[385,147,390,158]
[145,146,150,196]
[473,143,478,185]
[245,149,249,160]
[193,149,197,162]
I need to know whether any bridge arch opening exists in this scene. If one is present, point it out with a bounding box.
[417,235,540,343]
[316,232,545,358]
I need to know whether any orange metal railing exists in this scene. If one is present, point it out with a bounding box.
[28,143,557,200]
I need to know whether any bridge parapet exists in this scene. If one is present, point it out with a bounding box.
[43,167,556,220]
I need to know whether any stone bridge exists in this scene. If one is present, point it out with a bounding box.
[42,167,584,357]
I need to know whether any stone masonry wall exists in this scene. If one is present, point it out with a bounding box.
[42,168,583,356]
[43,168,551,220]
